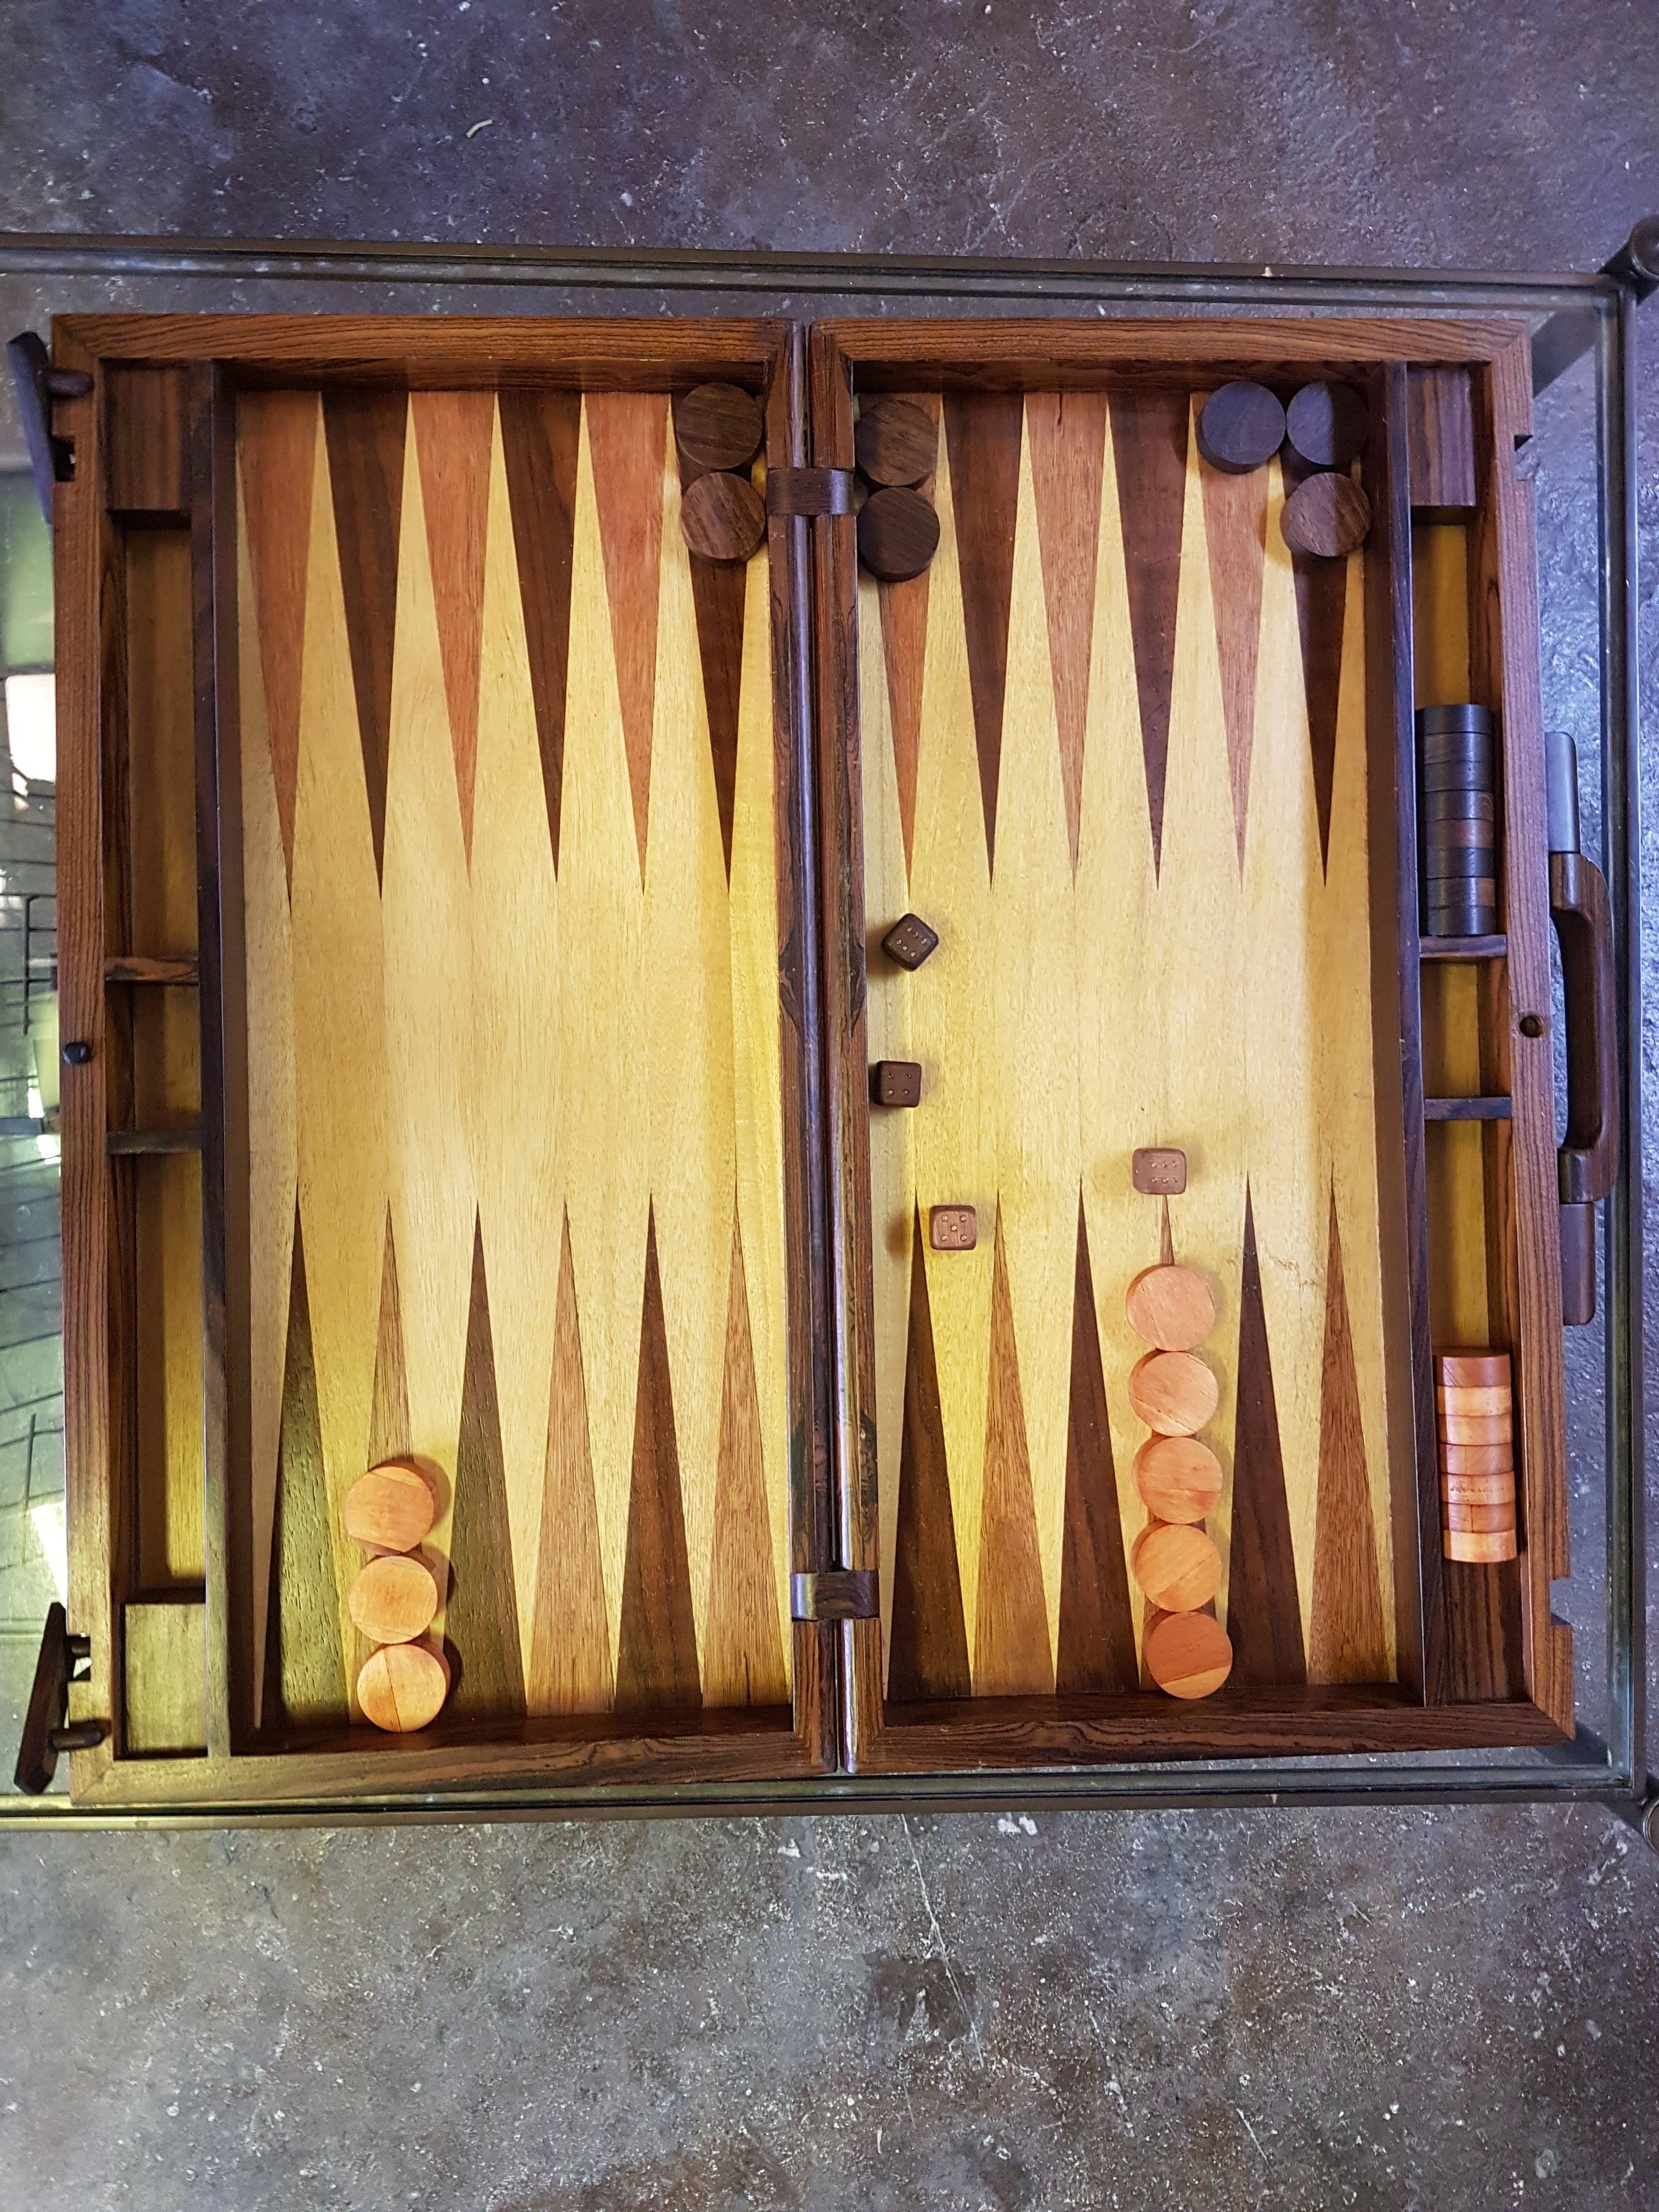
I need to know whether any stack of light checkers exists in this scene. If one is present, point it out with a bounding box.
[1124,1265,1233,1700]
[1436,1351,1517,1564]
[341,1459,451,1732]
[1418,706,1498,939]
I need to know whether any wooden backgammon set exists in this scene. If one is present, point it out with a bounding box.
[5,234,1646,1820]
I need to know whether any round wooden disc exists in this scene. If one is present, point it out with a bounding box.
[857,486,940,582]
[1437,1349,1511,1386]
[680,470,766,565]
[1127,1350,1219,1435]
[1280,471,1372,558]
[1440,1442,1515,1476]
[675,382,763,472]
[1438,1410,1513,1444]
[1285,381,1369,467]
[854,398,937,487]
[1436,1383,1511,1416]
[348,1552,439,1644]
[342,1458,436,1553]
[1130,1520,1223,1612]
[357,1640,451,1733]
[1125,1263,1216,1351]
[1444,1527,1518,1564]
[1442,1473,1516,1504]
[1197,381,1286,473]
[1133,1435,1223,1523]
[1444,1502,1517,1534]
[1144,1609,1233,1700]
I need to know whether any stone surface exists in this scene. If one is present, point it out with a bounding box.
[2,5,1658,2208]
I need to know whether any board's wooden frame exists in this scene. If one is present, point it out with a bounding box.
[54,314,839,1804]
[807,317,1573,1773]
[48,308,1577,1805]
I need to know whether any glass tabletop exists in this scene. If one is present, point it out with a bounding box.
[0,240,1639,1820]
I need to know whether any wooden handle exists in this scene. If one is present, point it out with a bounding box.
[1549,848,1618,1207]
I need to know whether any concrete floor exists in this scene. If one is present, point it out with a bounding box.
[2,4,1658,2206]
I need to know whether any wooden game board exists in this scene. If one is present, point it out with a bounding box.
[40,307,1595,1807]
[854,388,1396,1702]
[235,384,793,1728]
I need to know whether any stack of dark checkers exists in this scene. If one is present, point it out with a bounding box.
[1418,704,1498,938]
[853,397,940,583]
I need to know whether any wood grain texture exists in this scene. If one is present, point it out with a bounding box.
[1055,1204,1138,1694]
[232,368,802,1753]
[1200,453,1268,867]
[1308,1193,1389,1680]
[614,1212,702,1716]
[1224,1193,1308,1686]
[975,1212,1054,1694]
[499,390,582,864]
[529,1212,614,1716]
[321,390,405,883]
[1109,387,1188,873]
[1026,389,1107,872]
[887,1210,972,1701]
[411,391,494,856]
[447,1222,526,1719]
[944,390,1023,866]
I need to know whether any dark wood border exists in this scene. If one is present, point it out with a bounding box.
[809,317,1572,1774]
[57,314,838,1801]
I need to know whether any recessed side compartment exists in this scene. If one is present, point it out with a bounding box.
[53,315,834,1803]
[812,319,1574,1773]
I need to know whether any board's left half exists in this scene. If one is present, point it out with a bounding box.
[235,383,797,1736]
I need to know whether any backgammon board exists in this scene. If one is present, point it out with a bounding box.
[21,306,1613,1807]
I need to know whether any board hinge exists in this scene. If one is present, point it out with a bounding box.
[766,466,855,517]
[790,1569,878,1622]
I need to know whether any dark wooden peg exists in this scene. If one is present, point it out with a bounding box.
[1197,381,1286,473]
[929,1205,978,1252]
[881,913,939,970]
[1285,381,1369,469]
[1280,472,1372,558]
[61,1039,93,1065]
[680,471,767,565]
[871,1060,923,1107]
[1132,1147,1188,1196]
[857,487,940,582]
[675,382,764,472]
[854,398,938,487]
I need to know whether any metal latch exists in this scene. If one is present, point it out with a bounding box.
[15,1603,106,1795]
[7,332,94,525]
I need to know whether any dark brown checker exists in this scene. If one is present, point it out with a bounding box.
[1285,381,1369,468]
[1281,472,1372,558]
[680,470,766,565]
[854,397,938,487]
[1196,380,1286,473]
[857,486,940,582]
[674,381,763,472]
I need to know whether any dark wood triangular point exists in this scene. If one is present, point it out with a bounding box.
[367,1207,411,1465]
[1280,449,1350,874]
[1226,1184,1308,1686]
[1057,1202,1138,1694]
[1200,421,1268,871]
[1109,388,1189,876]
[267,1211,348,1726]
[615,1206,702,1714]
[1308,1189,1389,1683]
[589,394,668,876]
[1027,390,1108,874]
[976,1206,1053,1694]
[499,390,581,871]
[533,1206,613,1714]
[322,390,407,887]
[887,1207,971,1701]
[704,1214,789,1708]
[411,391,494,863]
[943,391,1022,872]
[237,391,317,894]
[447,1216,527,1720]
